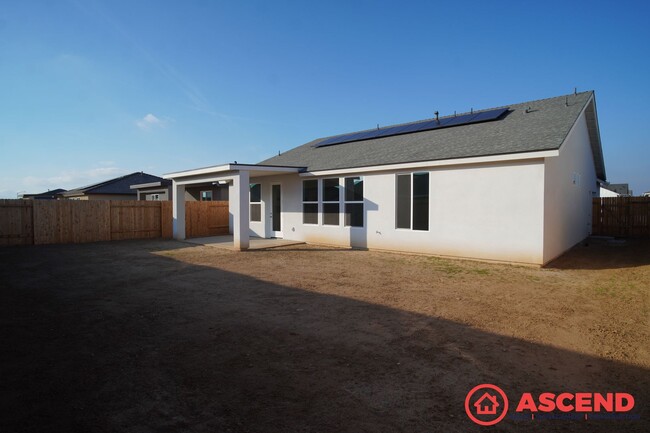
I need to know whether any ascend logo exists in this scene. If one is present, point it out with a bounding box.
[464,384,637,426]
[464,384,509,426]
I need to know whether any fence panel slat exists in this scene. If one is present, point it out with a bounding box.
[161,201,173,238]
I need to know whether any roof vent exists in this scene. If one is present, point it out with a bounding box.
[435,111,439,123]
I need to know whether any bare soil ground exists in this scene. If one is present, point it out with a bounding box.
[1,238,648,432]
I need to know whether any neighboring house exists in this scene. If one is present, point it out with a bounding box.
[19,188,67,200]
[603,183,632,197]
[164,91,606,265]
[184,184,229,202]
[130,179,173,201]
[599,184,620,197]
[61,172,166,200]
[644,191,650,197]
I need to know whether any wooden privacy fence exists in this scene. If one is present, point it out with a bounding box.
[0,200,33,245]
[592,197,650,237]
[185,201,229,238]
[0,200,173,246]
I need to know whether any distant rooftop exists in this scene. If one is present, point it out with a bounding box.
[604,183,632,196]
[62,172,165,197]
[20,188,67,200]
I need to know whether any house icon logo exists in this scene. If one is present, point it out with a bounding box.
[474,392,499,415]
[465,384,509,426]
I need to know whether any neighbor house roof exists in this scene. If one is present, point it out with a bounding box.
[62,172,165,197]
[259,91,606,180]
[604,183,632,196]
[20,188,67,200]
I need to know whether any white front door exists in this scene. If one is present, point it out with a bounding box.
[270,183,282,238]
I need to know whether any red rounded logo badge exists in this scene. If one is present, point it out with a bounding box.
[465,384,509,426]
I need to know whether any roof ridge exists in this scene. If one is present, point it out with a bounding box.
[504,90,593,110]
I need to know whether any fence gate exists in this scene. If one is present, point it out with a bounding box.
[185,201,229,238]
[592,197,650,237]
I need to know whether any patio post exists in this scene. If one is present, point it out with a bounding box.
[231,171,250,250]
[172,181,186,240]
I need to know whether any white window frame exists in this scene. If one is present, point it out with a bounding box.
[344,176,364,228]
[395,172,430,232]
[250,183,262,222]
[302,179,319,225]
[321,177,341,226]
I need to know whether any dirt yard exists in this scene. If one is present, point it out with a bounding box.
[1,238,648,432]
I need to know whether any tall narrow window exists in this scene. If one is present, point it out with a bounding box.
[250,183,261,222]
[396,175,411,229]
[322,178,340,225]
[344,177,364,227]
[412,173,429,230]
[396,172,429,230]
[302,180,318,224]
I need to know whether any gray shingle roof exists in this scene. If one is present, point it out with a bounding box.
[63,172,165,197]
[259,91,605,179]
[21,188,67,199]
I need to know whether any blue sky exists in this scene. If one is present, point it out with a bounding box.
[1,0,649,197]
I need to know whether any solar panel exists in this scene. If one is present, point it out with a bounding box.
[470,109,506,122]
[315,107,509,148]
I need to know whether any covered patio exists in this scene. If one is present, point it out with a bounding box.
[163,163,304,251]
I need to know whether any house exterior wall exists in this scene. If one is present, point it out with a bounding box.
[251,159,546,264]
[542,109,599,264]
[184,185,229,202]
[599,186,619,197]
[136,185,172,200]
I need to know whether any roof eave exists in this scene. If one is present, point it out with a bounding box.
[299,149,558,176]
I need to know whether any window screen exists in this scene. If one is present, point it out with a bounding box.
[303,180,318,224]
[413,173,429,231]
[323,203,340,225]
[344,177,363,227]
[303,180,318,202]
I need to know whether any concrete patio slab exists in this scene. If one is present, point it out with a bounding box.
[184,235,304,250]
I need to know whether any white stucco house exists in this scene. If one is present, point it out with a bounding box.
[599,186,620,198]
[165,91,606,265]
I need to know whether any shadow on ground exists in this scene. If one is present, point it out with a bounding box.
[0,240,647,433]
[547,238,650,270]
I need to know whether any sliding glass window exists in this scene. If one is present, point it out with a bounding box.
[396,172,429,231]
